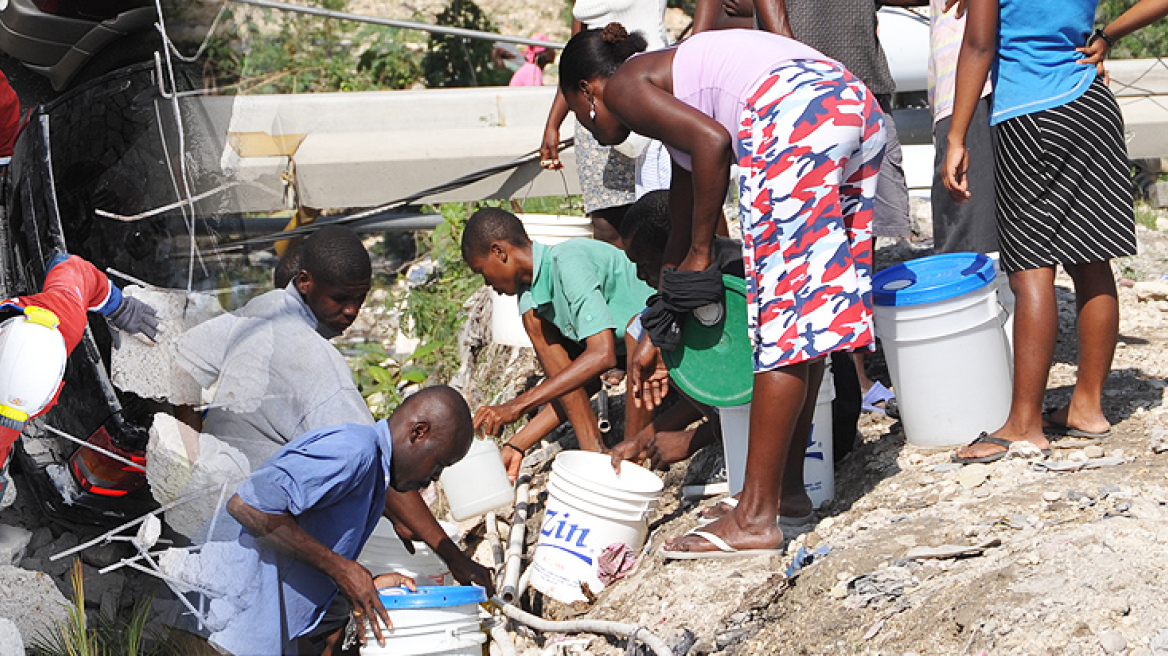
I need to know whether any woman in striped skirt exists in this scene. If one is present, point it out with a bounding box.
[943,0,1168,463]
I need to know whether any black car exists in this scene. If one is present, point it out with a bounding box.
[1,61,267,527]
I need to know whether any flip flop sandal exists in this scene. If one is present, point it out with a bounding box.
[951,433,1013,465]
[660,529,784,560]
[1042,409,1112,440]
[861,381,896,414]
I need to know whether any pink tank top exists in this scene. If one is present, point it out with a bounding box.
[666,29,832,170]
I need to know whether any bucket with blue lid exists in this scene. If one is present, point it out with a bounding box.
[872,253,1012,448]
[361,586,487,655]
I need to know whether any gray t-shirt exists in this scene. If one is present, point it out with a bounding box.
[787,0,895,96]
[174,285,373,468]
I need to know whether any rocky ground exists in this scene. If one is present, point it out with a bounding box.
[471,220,1168,656]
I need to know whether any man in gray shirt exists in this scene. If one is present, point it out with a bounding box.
[176,224,493,593]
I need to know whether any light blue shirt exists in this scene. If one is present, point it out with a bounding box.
[209,419,393,656]
[991,0,1098,125]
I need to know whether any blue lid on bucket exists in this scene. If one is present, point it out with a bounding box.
[378,586,487,609]
[872,252,996,307]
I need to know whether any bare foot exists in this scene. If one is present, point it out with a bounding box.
[1043,404,1110,436]
[664,514,783,554]
[700,495,813,522]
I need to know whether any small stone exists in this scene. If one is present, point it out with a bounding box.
[1008,441,1045,459]
[1135,280,1168,302]
[933,463,962,474]
[1043,491,1062,502]
[1099,630,1127,654]
[906,453,925,466]
[1069,450,1090,463]
[1068,490,1088,501]
[1105,597,1130,616]
[1099,485,1122,499]
[958,464,991,489]
[1084,445,1106,459]
[829,584,848,599]
[1115,500,1133,512]
[1130,647,1152,656]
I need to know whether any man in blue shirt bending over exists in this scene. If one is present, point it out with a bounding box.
[208,385,474,656]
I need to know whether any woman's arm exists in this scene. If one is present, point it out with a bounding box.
[752,0,793,37]
[942,0,997,202]
[1078,0,1168,67]
[605,52,732,271]
[539,20,585,168]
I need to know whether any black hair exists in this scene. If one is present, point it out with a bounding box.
[460,207,532,261]
[621,190,671,254]
[559,23,648,94]
[273,245,302,289]
[298,224,371,286]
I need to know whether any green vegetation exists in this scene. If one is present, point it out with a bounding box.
[31,560,174,656]
[204,0,423,93]
[205,0,517,92]
[423,0,512,87]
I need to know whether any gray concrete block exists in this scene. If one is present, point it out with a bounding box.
[0,566,70,645]
[0,525,31,566]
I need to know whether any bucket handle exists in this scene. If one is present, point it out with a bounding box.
[450,624,488,638]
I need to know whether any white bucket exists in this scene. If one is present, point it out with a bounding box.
[987,252,1015,355]
[530,451,663,603]
[439,438,514,521]
[361,586,487,656]
[719,365,836,508]
[490,214,594,347]
[358,519,460,587]
[873,253,1012,448]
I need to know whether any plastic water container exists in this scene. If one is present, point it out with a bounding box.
[438,438,513,521]
[719,365,836,508]
[873,252,1012,448]
[361,586,486,656]
[530,451,663,603]
[358,519,460,587]
[490,214,593,347]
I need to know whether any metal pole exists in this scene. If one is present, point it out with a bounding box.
[230,0,567,49]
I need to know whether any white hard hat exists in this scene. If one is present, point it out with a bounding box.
[0,306,67,431]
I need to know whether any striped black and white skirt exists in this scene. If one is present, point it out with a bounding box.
[993,78,1137,272]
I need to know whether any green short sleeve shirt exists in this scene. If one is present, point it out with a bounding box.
[517,240,654,343]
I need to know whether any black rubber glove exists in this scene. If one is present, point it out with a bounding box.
[107,295,159,347]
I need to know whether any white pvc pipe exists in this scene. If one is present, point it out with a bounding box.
[491,598,672,656]
[489,620,518,656]
[499,475,530,603]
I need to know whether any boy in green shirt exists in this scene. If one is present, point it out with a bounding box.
[462,207,653,480]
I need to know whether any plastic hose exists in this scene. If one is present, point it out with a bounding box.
[491,597,672,656]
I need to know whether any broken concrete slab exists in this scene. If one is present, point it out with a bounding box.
[0,566,71,644]
[110,286,221,405]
